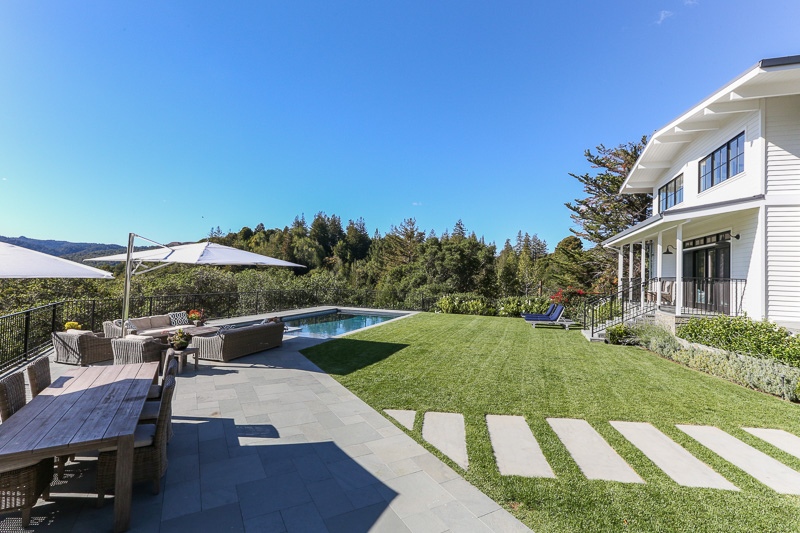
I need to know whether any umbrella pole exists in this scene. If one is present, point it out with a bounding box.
[121,233,135,336]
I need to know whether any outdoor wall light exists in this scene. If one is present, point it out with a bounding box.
[734,234,740,240]
[663,245,676,255]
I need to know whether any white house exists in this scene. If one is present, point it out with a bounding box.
[603,54,800,330]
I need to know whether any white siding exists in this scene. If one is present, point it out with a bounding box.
[766,95,800,194]
[766,206,800,321]
[653,110,762,211]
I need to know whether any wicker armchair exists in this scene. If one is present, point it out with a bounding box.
[52,331,113,366]
[190,322,283,362]
[111,338,166,366]
[102,320,124,339]
[0,371,54,526]
[26,358,73,479]
[97,375,176,503]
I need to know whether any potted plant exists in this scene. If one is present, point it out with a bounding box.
[188,309,205,326]
[168,329,191,350]
[64,321,82,331]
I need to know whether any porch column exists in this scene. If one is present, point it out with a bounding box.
[656,232,663,278]
[675,224,684,314]
[628,243,634,300]
[617,248,624,293]
[640,239,646,309]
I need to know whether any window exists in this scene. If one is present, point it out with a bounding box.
[699,132,745,192]
[658,174,683,212]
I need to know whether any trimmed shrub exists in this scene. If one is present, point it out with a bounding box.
[678,315,800,368]
[605,324,638,345]
[638,324,800,401]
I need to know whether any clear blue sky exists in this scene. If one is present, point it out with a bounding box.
[1,1,798,251]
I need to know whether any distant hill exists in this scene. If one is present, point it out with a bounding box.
[0,235,126,260]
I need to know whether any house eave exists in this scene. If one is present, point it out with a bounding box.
[620,55,800,194]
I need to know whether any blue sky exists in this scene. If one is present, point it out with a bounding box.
[1,1,798,251]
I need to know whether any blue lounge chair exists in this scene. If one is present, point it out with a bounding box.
[520,304,555,320]
[525,305,575,330]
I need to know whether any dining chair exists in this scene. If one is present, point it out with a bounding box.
[26,357,73,479]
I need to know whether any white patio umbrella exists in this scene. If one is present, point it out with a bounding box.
[0,241,114,279]
[87,234,305,332]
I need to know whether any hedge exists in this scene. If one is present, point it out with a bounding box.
[433,294,551,317]
[677,315,800,368]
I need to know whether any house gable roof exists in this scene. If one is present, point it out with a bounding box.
[620,55,800,193]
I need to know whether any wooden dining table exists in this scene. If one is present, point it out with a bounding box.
[0,362,160,532]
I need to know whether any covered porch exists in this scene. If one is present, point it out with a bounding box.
[597,198,762,332]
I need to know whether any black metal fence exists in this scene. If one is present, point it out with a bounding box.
[0,289,438,372]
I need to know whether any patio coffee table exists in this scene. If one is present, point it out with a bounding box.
[172,347,200,373]
[188,326,219,336]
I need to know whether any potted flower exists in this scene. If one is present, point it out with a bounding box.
[168,329,191,350]
[188,309,205,326]
[64,321,82,331]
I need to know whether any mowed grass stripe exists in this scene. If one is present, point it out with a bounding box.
[302,313,800,532]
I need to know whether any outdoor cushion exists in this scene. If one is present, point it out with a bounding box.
[124,334,156,340]
[98,424,155,452]
[0,458,41,474]
[129,317,152,331]
[147,384,161,400]
[169,311,190,326]
[150,315,171,328]
[66,329,94,336]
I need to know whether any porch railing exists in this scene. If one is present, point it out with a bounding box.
[0,289,438,372]
[582,279,655,337]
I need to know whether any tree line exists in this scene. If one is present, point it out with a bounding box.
[0,136,651,316]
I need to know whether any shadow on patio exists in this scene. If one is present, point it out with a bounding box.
[2,417,398,532]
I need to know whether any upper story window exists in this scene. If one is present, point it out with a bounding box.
[699,132,745,192]
[658,174,683,212]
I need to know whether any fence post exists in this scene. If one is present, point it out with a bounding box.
[51,304,57,333]
[256,292,260,315]
[23,311,31,359]
[149,297,154,316]
[90,300,97,332]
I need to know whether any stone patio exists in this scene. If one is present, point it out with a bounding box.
[2,334,531,533]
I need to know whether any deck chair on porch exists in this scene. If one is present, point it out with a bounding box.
[660,280,675,305]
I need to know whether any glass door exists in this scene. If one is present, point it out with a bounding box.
[683,243,730,313]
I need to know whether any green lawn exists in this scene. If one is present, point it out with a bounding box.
[301,313,800,532]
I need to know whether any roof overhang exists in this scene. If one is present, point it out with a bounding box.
[620,55,800,193]
[603,195,765,247]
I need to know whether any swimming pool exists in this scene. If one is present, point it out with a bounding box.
[282,311,404,338]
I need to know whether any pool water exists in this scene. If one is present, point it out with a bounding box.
[283,312,403,338]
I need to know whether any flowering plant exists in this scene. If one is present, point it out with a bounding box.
[64,321,81,330]
[168,329,191,349]
[188,309,204,321]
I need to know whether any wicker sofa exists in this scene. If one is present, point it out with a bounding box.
[189,322,284,362]
[103,314,198,339]
[52,330,113,366]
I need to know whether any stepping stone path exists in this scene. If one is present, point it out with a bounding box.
[611,421,738,491]
[743,427,800,461]
[385,409,416,430]
[678,425,800,495]
[422,412,469,469]
[486,415,554,478]
[547,418,644,483]
[384,409,800,494]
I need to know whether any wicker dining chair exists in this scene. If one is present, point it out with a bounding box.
[111,337,165,366]
[140,359,178,442]
[96,375,176,504]
[26,357,74,480]
[0,371,54,526]
[147,349,176,400]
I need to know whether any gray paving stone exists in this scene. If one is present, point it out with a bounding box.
[237,471,313,519]
[202,485,240,510]
[678,424,800,494]
[611,421,737,490]
[743,427,800,460]
[385,409,417,430]
[486,415,554,478]
[430,500,494,533]
[280,502,329,533]
[441,478,501,517]
[401,509,449,533]
[325,502,409,533]
[422,412,469,469]
[329,421,383,447]
[161,478,202,521]
[480,508,535,533]
[161,502,245,533]
[243,511,286,533]
[306,478,356,519]
[382,471,455,519]
[547,418,643,483]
